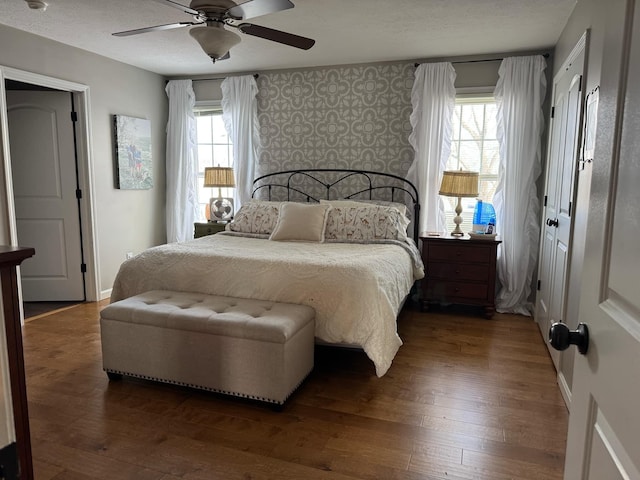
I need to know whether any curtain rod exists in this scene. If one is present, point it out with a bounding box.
[191,73,259,82]
[414,53,549,68]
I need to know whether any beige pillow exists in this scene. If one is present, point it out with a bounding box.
[269,203,331,242]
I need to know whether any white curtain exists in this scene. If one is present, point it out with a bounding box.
[493,55,547,315]
[165,80,198,243]
[406,62,457,234]
[221,75,260,211]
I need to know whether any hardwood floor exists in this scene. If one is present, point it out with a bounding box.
[23,300,568,480]
[23,301,82,321]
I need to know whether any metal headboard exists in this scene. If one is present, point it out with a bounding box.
[252,169,421,243]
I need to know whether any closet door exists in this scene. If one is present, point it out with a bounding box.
[535,45,585,370]
[7,90,85,301]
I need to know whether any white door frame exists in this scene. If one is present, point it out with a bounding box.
[0,66,99,303]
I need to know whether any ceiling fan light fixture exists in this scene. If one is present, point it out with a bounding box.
[189,24,240,62]
[25,0,48,10]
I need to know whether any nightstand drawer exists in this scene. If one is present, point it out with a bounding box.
[428,263,489,282]
[425,281,488,301]
[428,244,493,264]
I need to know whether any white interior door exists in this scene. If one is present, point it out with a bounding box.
[7,90,84,302]
[537,82,567,369]
[562,3,640,478]
[536,49,584,370]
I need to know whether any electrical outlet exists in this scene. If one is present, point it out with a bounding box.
[126,252,134,260]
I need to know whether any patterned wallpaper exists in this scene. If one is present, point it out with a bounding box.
[255,63,415,188]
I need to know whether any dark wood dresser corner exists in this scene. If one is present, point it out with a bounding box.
[419,235,501,318]
[194,222,227,238]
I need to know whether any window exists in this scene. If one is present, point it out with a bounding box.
[444,96,499,232]
[195,107,233,222]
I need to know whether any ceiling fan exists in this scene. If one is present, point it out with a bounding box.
[113,0,315,63]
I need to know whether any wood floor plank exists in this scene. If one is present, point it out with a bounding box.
[32,458,65,480]
[22,300,569,479]
[35,440,166,480]
[462,449,563,480]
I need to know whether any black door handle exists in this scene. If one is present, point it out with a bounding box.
[549,322,589,355]
[546,218,559,228]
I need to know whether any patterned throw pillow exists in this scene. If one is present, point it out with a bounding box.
[320,199,410,219]
[324,204,410,242]
[350,199,409,219]
[228,201,281,235]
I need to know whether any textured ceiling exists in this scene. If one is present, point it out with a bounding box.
[0,0,576,77]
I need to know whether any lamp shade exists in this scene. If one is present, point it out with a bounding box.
[189,24,241,61]
[204,166,235,188]
[439,170,479,198]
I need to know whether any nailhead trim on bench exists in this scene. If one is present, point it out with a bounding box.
[105,368,307,405]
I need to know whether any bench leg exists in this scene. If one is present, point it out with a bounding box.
[106,371,123,381]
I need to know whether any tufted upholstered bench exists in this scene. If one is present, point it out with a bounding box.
[100,290,315,405]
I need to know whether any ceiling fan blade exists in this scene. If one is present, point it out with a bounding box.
[227,0,294,20]
[237,23,315,50]
[149,0,199,16]
[219,52,231,61]
[113,22,198,37]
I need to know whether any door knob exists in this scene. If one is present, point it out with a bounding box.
[546,218,559,227]
[549,322,589,355]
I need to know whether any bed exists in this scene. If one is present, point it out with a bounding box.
[110,169,424,377]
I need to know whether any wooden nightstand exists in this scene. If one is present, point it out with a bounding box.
[194,222,227,238]
[419,234,501,318]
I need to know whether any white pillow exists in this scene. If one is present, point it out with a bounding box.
[351,199,409,218]
[320,198,408,217]
[228,201,281,235]
[319,199,363,208]
[269,203,331,242]
[324,204,410,242]
[250,199,283,206]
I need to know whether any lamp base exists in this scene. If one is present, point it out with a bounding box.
[209,197,234,222]
[450,196,465,237]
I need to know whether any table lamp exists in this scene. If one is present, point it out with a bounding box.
[204,166,235,222]
[439,170,479,237]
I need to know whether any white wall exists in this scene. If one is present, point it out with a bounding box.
[0,24,168,298]
[0,22,170,446]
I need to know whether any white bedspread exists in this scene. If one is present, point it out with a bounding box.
[111,234,424,377]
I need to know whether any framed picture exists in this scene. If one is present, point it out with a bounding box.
[114,115,153,189]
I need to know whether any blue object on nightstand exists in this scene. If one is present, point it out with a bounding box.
[472,200,496,234]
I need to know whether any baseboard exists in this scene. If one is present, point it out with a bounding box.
[0,442,19,480]
[558,371,572,411]
[100,288,112,301]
